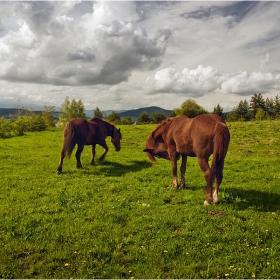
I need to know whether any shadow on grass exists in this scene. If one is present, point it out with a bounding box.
[221,188,280,212]
[96,160,153,176]
[59,160,153,176]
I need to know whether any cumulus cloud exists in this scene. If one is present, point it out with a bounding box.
[144,65,280,97]
[1,1,280,111]
[0,1,171,86]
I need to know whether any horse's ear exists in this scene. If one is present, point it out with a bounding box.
[118,128,121,132]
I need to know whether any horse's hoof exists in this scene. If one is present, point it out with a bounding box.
[57,170,62,175]
[204,200,211,206]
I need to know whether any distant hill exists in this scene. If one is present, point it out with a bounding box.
[118,106,173,120]
[0,106,173,121]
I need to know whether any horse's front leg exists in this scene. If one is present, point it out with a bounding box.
[90,145,96,165]
[98,141,109,163]
[179,155,187,189]
[75,143,84,169]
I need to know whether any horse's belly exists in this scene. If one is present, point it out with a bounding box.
[177,145,195,156]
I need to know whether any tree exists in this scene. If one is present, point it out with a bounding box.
[213,104,226,120]
[121,117,133,125]
[255,108,268,121]
[250,93,266,119]
[150,111,166,124]
[137,111,150,124]
[174,99,208,118]
[76,99,86,119]
[106,111,121,124]
[274,95,280,119]
[265,98,274,119]
[235,99,250,121]
[59,97,71,124]
[59,97,86,124]
[42,105,56,127]
[94,107,104,119]
[213,104,223,117]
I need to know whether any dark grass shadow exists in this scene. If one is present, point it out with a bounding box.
[220,188,280,212]
[96,160,153,176]
[58,160,153,176]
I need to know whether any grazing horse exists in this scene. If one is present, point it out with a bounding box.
[143,114,230,205]
[57,117,122,174]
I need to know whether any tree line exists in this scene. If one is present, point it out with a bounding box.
[1,93,280,138]
[226,93,280,121]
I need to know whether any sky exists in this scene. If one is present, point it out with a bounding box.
[0,1,280,112]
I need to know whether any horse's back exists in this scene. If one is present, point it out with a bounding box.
[169,114,227,157]
[190,114,228,157]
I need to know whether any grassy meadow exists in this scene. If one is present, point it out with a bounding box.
[0,120,280,278]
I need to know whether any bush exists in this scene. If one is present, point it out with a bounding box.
[0,117,13,138]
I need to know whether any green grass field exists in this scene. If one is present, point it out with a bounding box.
[1,120,280,278]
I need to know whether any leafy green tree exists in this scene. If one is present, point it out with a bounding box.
[255,108,268,121]
[59,97,86,124]
[94,107,104,119]
[42,105,56,127]
[174,99,208,118]
[59,97,71,124]
[137,111,151,124]
[106,111,121,124]
[76,99,86,119]
[150,111,166,124]
[121,117,133,125]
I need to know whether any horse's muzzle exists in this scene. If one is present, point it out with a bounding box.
[115,148,121,152]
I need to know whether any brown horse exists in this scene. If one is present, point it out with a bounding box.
[143,114,230,205]
[57,117,122,174]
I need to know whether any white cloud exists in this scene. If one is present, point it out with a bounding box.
[0,1,171,86]
[144,65,280,98]
[1,1,280,111]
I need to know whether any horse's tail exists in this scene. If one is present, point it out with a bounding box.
[63,121,78,158]
[211,122,230,180]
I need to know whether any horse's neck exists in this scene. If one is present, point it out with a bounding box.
[103,121,114,137]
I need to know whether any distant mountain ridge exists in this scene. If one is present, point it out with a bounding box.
[118,106,173,120]
[0,106,173,120]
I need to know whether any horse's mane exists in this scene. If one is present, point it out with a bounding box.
[90,117,121,138]
[151,117,175,138]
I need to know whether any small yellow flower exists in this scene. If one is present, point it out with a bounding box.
[163,250,168,253]
[65,263,69,267]
[225,273,230,277]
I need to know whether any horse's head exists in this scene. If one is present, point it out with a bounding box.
[111,127,122,151]
[144,139,170,162]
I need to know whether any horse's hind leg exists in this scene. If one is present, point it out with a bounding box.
[75,143,84,169]
[213,169,223,204]
[90,145,96,165]
[57,148,66,175]
[179,155,187,189]
[197,157,213,205]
